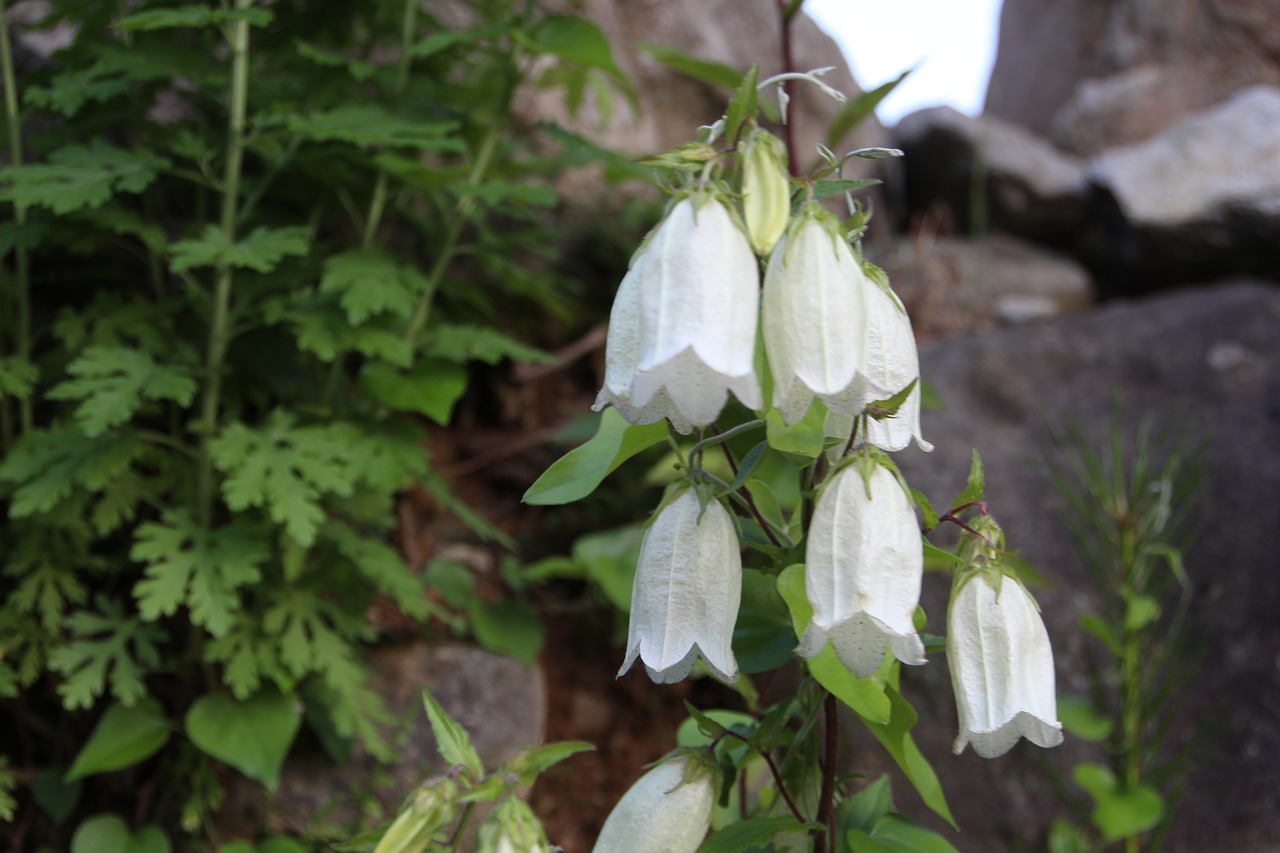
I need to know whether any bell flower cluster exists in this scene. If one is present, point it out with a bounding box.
[947,519,1064,758]
[618,487,742,685]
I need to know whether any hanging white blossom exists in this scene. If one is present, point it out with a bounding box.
[619,488,742,685]
[592,756,715,853]
[762,205,869,425]
[860,276,932,452]
[593,196,761,434]
[796,460,926,678]
[948,571,1065,758]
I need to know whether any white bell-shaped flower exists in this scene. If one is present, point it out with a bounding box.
[796,461,926,677]
[593,197,762,434]
[860,278,932,452]
[619,488,742,684]
[948,571,1065,758]
[592,756,715,853]
[762,205,869,425]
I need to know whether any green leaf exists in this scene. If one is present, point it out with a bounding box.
[47,346,196,436]
[115,6,273,30]
[1047,819,1091,853]
[0,426,148,518]
[678,710,755,748]
[683,701,732,742]
[811,178,880,200]
[33,767,81,824]
[1079,614,1122,657]
[766,404,826,459]
[635,43,742,88]
[733,569,797,674]
[210,413,361,547]
[1057,695,1113,742]
[470,599,544,665]
[286,107,461,149]
[170,224,309,274]
[1124,594,1161,632]
[953,450,985,508]
[48,598,168,710]
[504,741,594,785]
[70,814,171,853]
[839,775,893,832]
[424,324,553,365]
[185,688,302,791]
[358,359,467,425]
[523,409,668,505]
[421,689,484,780]
[572,524,645,611]
[65,699,171,781]
[0,142,168,214]
[319,249,424,324]
[25,61,131,117]
[528,16,625,79]
[862,688,955,828]
[827,68,912,147]
[866,814,960,852]
[723,64,760,144]
[910,489,939,532]
[131,513,267,637]
[295,40,375,81]
[697,816,807,853]
[1072,763,1163,842]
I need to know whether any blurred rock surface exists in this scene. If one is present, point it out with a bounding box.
[860,281,1280,850]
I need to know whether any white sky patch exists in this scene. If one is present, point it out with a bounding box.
[802,0,1004,126]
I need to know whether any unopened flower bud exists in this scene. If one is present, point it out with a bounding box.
[741,129,791,255]
[592,756,715,853]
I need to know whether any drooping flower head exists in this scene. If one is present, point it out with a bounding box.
[859,273,931,452]
[947,518,1064,758]
[619,487,742,685]
[592,755,716,853]
[796,455,926,678]
[593,196,762,434]
[762,203,869,425]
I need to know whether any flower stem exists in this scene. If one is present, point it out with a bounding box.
[719,728,806,824]
[402,126,499,348]
[813,691,838,853]
[195,0,253,527]
[0,0,32,437]
[773,0,801,178]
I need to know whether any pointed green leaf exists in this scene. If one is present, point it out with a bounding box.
[358,359,467,425]
[697,816,807,853]
[421,689,484,779]
[827,68,912,147]
[952,450,985,508]
[635,43,742,88]
[522,409,668,505]
[528,16,625,79]
[469,599,544,665]
[766,404,827,459]
[723,64,759,144]
[170,225,308,274]
[65,699,170,781]
[185,689,301,791]
[0,142,168,214]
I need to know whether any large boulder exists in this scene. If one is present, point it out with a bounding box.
[1082,86,1280,295]
[892,107,1087,249]
[985,0,1280,156]
[854,282,1280,850]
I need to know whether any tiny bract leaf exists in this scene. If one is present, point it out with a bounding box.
[723,64,759,144]
[953,450,985,508]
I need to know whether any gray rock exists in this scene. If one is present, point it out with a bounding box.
[859,282,1280,850]
[893,107,1087,248]
[986,0,1280,156]
[870,234,1094,339]
[226,642,546,840]
[1083,86,1280,294]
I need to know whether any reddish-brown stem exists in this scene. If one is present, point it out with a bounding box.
[719,728,806,823]
[775,0,802,177]
[813,692,839,852]
[938,513,997,548]
[712,425,783,548]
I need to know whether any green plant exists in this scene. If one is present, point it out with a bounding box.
[1044,412,1206,853]
[0,0,630,844]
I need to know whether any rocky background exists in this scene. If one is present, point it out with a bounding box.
[231,1,1278,850]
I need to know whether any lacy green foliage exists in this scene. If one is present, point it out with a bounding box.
[0,0,631,838]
